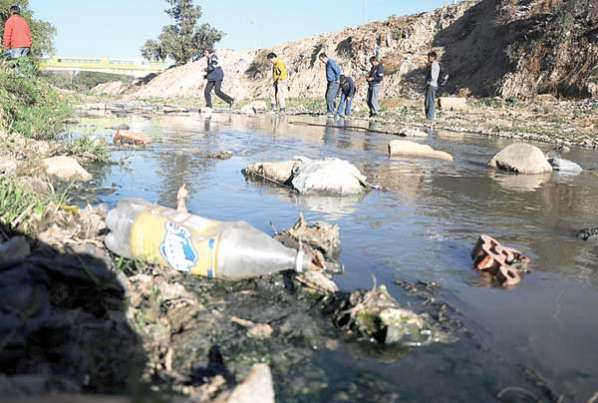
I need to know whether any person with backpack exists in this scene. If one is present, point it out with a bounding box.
[425,51,440,124]
[203,49,234,110]
[319,53,342,116]
[336,75,356,118]
[3,5,32,59]
[267,52,288,113]
[366,56,384,117]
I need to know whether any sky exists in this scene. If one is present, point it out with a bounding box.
[29,0,453,59]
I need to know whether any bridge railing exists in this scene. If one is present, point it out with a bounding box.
[40,57,171,72]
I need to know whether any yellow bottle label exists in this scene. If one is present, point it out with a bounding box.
[130,211,221,278]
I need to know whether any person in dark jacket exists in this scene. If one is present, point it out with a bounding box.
[318,53,342,116]
[336,75,356,118]
[203,49,234,109]
[366,56,384,117]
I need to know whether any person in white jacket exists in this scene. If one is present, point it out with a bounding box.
[425,51,440,123]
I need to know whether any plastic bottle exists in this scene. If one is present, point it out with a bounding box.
[105,199,310,280]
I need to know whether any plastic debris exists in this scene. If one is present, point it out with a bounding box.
[105,199,312,280]
[243,157,370,195]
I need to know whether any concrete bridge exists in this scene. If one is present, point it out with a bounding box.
[40,57,171,78]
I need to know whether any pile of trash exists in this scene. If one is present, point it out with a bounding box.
[243,157,373,195]
[323,285,457,347]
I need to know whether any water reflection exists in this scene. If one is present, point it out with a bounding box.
[489,171,552,192]
[74,113,598,400]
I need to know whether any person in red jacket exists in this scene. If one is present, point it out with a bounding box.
[3,5,32,59]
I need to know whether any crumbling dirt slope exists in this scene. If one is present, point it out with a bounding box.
[107,0,597,101]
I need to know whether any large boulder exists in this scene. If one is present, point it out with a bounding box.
[488,143,552,174]
[388,140,453,161]
[41,156,92,182]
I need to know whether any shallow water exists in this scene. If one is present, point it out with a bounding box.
[74,114,598,402]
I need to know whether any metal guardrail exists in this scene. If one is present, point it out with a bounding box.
[39,57,171,76]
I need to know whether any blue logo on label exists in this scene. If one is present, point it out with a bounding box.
[160,221,198,272]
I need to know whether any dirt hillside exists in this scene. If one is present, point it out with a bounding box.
[99,0,597,102]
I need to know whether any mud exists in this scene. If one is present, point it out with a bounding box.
[4,110,598,402]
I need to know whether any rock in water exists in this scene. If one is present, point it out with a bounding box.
[242,160,299,185]
[227,364,275,403]
[113,130,151,146]
[547,156,583,174]
[577,227,598,241]
[291,157,367,195]
[399,128,428,138]
[488,143,552,174]
[41,156,92,182]
[388,140,453,161]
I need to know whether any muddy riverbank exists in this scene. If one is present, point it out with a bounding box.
[3,110,598,402]
[75,95,598,150]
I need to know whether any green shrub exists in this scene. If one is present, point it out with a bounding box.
[64,136,110,164]
[0,60,72,139]
[0,175,66,234]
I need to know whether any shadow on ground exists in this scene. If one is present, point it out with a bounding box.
[0,222,146,397]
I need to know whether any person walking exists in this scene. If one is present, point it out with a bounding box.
[336,75,356,118]
[425,51,440,125]
[267,52,288,113]
[203,49,234,109]
[3,5,32,59]
[318,53,342,116]
[366,56,384,117]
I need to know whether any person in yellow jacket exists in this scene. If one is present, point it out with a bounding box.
[267,52,288,113]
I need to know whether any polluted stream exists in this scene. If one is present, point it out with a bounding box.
[70,113,598,402]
